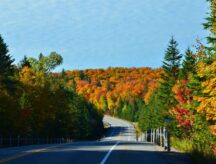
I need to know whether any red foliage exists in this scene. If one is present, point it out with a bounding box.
[53,67,162,112]
[172,107,193,128]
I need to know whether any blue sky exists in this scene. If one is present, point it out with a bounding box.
[0,0,209,71]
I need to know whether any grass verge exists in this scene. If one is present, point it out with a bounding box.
[171,137,216,164]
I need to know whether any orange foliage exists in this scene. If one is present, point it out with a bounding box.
[53,67,162,112]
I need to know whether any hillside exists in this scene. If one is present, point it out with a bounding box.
[53,67,162,121]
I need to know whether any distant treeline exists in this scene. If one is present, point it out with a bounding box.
[52,67,162,122]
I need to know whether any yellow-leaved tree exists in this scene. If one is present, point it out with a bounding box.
[195,61,216,121]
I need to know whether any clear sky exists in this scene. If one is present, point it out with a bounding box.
[0,0,209,71]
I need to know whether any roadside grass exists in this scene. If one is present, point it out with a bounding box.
[171,137,216,164]
[171,137,193,153]
[133,122,142,140]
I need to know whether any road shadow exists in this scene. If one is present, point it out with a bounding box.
[103,126,135,138]
[2,141,193,164]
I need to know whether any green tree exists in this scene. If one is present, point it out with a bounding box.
[121,101,134,121]
[115,97,124,117]
[134,98,145,121]
[28,52,63,72]
[203,0,216,57]
[180,48,196,79]
[162,36,182,80]
[100,94,108,112]
[18,55,31,69]
[158,37,182,117]
[138,91,163,131]
[0,34,14,79]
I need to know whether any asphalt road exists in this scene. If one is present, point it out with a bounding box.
[0,115,191,164]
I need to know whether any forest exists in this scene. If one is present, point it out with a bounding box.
[0,0,215,161]
[52,67,162,121]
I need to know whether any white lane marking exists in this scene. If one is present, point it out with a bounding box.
[100,141,120,164]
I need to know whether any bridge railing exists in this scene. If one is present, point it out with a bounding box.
[139,127,170,152]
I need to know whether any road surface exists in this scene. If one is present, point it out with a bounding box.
[0,115,191,164]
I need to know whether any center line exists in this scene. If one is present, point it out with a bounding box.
[100,141,120,164]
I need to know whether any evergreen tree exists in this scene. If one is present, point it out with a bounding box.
[203,0,216,57]
[61,69,66,77]
[138,91,163,131]
[0,34,14,80]
[18,55,31,69]
[162,36,182,80]
[100,94,108,112]
[115,97,124,117]
[158,37,182,117]
[180,48,196,79]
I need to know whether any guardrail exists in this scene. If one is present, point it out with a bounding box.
[0,136,73,148]
[139,127,170,152]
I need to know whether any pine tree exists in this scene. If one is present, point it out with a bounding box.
[0,34,14,80]
[158,37,182,116]
[203,0,216,57]
[18,55,31,69]
[115,97,123,117]
[180,48,196,79]
[162,36,182,81]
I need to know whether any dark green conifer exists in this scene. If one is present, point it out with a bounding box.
[179,48,196,79]
[0,34,14,80]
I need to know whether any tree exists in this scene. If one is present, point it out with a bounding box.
[122,102,133,121]
[18,55,31,69]
[100,94,108,112]
[162,36,182,80]
[203,0,216,57]
[158,37,182,117]
[115,97,124,117]
[28,52,63,72]
[194,61,216,121]
[180,48,196,79]
[0,34,14,81]
[138,91,163,131]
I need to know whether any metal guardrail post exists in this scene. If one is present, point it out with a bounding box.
[163,127,165,147]
[160,127,162,146]
[163,127,170,152]
[140,127,170,152]
[167,129,170,152]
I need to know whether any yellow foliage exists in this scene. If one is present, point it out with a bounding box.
[19,67,36,86]
[195,61,216,121]
[210,125,216,136]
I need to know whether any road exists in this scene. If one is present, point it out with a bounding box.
[0,115,191,164]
